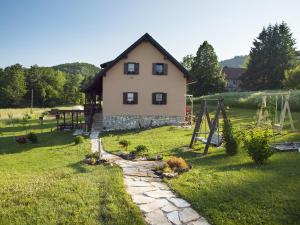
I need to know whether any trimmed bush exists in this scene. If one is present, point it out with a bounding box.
[167,156,189,171]
[119,140,130,152]
[243,128,274,164]
[134,144,149,156]
[16,136,27,144]
[223,120,238,156]
[27,132,38,143]
[74,136,84,145]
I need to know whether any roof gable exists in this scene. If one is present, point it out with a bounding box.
[84,33,194,92]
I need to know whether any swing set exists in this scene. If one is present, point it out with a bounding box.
[189,98,229,154]
[257,91,295,131]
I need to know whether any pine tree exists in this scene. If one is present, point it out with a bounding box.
[189,41,226,96]
[242,22,297,90]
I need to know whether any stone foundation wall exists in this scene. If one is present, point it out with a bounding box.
[103,115,184,131]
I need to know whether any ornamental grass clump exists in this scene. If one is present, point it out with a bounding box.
[223,120,238,156]
[134,144,149,156]
[167,156,189,172]
[74,136,84,145]
[243,128,274,165]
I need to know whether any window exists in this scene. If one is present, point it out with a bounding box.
[123,92,138,104]
[124,63,139,75]
[152,63,168,75]
[152,92,167,105]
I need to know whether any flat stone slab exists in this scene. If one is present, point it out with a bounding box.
[179,208,200,223]
[167,211,182,225]
[161,203,178,213]
[169,197,191,208]
[132,194,156,204]
[140,199,169,213]
[125,179,152,187]
[127,186,158,195]
[145,209,172,225]
[144,190,175,198]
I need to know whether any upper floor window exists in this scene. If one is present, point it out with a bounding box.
[124,63,139,75]
[152,92,167,105]
[152,63,168,75]
[123,92,138,104]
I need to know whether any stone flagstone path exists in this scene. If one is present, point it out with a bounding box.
[89,128,210,225]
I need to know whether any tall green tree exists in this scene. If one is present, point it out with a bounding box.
[25,66,66,107]
[189,41,226,96]
[0,64,26,107]
[63,73,84,104]
[242,22,297,90]
[181,54,194,72]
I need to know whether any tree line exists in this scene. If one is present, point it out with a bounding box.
[182,21,300,96]
[0,63,99,107]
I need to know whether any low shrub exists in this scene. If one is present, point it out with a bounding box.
[167,156,189,171]
[16,136,28,144]
[134,144,149,156]
[74,136,84,145]
[27,132,38,143]
[223,120,238,156]
[243,128,274,164]
[119,140,130,152]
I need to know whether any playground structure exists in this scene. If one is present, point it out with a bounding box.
[257,91,295,131]
[189,98,229,154]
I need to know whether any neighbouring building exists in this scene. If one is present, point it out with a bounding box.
[222,66,245,91]
[83,33,195,131]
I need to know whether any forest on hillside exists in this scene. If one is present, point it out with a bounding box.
[0,63,100,107]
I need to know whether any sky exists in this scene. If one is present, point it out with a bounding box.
[0,0,300,68]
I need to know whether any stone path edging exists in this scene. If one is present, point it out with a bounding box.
[89,130,210,225]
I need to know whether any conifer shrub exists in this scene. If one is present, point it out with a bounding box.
[223,120,238,156]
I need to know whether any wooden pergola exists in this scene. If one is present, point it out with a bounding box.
[55,109,85,131]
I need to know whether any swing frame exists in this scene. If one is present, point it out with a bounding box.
[189,98,229,154]
[257,91,295,131]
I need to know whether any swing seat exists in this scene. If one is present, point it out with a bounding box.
[195,134,223,146]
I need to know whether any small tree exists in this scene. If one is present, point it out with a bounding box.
[223,120,238,156]
[119,140,130,152]
[284,65,300,89]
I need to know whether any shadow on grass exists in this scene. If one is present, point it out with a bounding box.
[68,160,89,173]
[0,131,74,154]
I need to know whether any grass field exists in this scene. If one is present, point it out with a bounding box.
[102,108,300,225]
[0,115,145,225]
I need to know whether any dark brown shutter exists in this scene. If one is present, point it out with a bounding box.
[152,93,156,104]
[124,63,128,74]
[163,64,168,75]
[163,93,167,104]
[133,92,138,104]
[123,92,127,104]
[135,63,139,74]
[152,63,156,75]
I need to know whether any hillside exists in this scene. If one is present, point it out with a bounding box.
[52,62,100,78]
[220,55,248,68]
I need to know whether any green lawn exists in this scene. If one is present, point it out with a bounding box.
[102,108,300,225]
[0,115,145,225]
